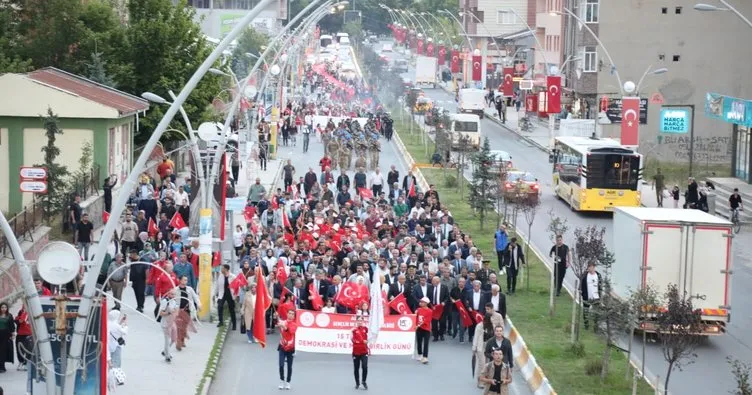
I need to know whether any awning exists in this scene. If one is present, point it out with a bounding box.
[497,29,534,41]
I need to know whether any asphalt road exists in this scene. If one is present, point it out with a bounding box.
[379,40,752,394]
[210,111,531,394]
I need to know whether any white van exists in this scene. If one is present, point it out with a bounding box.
[320,34,333,49]
[458,88,487,118]
[340,36,351,47]
[336,32,349,43]
[450,113,481,150]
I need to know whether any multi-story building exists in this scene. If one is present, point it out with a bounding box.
[562,0,752,178]
[178,0,284,39]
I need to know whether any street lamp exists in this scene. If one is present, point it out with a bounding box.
[499,9,550,76]
[67,1,331,392]
[438,9,474,50]
[635,66,668,94]
[695,1,752,27]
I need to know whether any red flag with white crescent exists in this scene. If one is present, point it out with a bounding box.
[230,273,248,297]
[471,55,482,81]
[416,39,424,55]
[473,311,484,324]
[437,46,446,66]
[253,267,272,347]
[454,300,474,327]
[308,283,324,311]
[102,211,110,224]
[431,304,444,320]
[387,293,413,315]
[169,212,187,229]
[621,97,641,146]
[282,209,291,229]
[426,43,434,57]
[546,75,562,114]
[336,282,368,309]
[502,67,514,96]
[148,217,159,237]
[276,258,288,286]
[450,50,460,73]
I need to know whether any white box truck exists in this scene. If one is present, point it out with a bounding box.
[612,207,733,335]
[414,56,438,87]
[458,88,486,118]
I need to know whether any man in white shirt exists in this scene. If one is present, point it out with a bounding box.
[580,262,602,331]
[369,168,385,197]
[427,249,440,274]
[174,185,190,206]
[483,284,507,321]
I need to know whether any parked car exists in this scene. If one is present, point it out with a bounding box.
[486,150,513,172]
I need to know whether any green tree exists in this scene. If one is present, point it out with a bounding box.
[468,137,495,230]
[656,284,704,393]
[728,357,752,395]
[115,0,223,144]
[37,108,69,222]
[0,2,33,73]
[86,52,117,87]
[230,28,269,78]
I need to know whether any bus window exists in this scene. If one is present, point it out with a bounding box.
[557,152,582,184]
[453,121,478,133]
[587,154,640,190]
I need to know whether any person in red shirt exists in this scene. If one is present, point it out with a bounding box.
[416,296,432,364]
[34,279,52,296]
[15,306,32,370]
[351,315,369,390]
[276,293,295,326]
[319,155,332,173]
[277,309,297,390]
[154,262,178,318]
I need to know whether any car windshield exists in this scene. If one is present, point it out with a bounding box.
[490,152,510,161]
[507,173,535,182]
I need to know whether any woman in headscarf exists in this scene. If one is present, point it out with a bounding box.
[107,309,128,370]
[242,282,257,343]
[175,275,200,351]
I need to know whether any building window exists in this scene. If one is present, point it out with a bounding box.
[673,55,681,62]
[584,0,599,23]
[658,53,665,60]
[497,10,516,24]
[675,6,682,14]
[583,46,597,72]
[661,7,668,14]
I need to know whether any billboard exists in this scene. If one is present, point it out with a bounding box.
[705,92,752,127]
[219,13,245,38]
[32,297,107,395]
[604,97,648,125]
[660,107,691,133]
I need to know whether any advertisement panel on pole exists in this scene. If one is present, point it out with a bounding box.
[32,297,106,395]
[295,311,416,355]
[219,14,245,38]
[660,107,691,133]
[603,97,648,124]
[704,92,752,127]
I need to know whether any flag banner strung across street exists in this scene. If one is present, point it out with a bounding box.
[295,311,416,355]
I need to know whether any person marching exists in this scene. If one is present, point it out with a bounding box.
[480,348,512,395]
[277,309,298,390]
[415,297,432,364]
[352,315,369,390]
[158,289,179,363]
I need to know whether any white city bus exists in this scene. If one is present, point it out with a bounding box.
[450,113,481,150]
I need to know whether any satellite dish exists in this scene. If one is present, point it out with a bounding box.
[37,242,81,285]
[244,85,258,98]
[197,122,223,142]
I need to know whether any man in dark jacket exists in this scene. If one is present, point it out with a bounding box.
[387,165,400,195]
[580,261,603,331]
[303,168,318,196]
[336,171,351,192]
[483,325,514,368]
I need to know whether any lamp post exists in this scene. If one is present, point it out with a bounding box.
[439,9,475,84]
[695,1,752,28]
[65,1,335,391]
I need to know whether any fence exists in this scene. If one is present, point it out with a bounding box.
[69,164,102,201]
[0,200,45,258]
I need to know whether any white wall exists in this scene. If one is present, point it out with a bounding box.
[476,0,528,37]
[22,128,93,207]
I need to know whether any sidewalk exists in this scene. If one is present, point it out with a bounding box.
[0,291,218,395]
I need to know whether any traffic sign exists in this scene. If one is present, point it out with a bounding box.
[650,92,665,105]
[20,180,47,193]
[19,167,47,180]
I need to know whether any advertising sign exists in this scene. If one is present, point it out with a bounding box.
[705,92,752,127]
[295,311,416,355]
[19,166,48,193]
[660,108,690,133]
[32,297,106,395]
[603,97,648,124]
[219,14,245,38]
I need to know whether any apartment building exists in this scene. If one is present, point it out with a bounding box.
[562,0,752,173]
[178,0,284,38]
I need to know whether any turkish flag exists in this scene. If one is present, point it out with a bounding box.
[282,209,291,228]
[169,212,187,229]
[502,67,514,96]
[471,55,482,81]
[473,311,484,324]
[454,300,474,327]
[336,282,367,309]
[230,273,248,297]
[240,98,251,111]
[426,43,434,57]
[450,50,460,73]
[526,95,535,112]
[388,293,413,315]
[102,211,110,224]
[253,267,272,347]
[243,206,255,224]
[621,97,641,146]
[148,217,159,236]
[408,183,416,198]
[358,187,374,200]
[431,304,444,320]
[438,46,446,66]
[271,195,279,210]
[547,75,562,114]
[308,283,324,311]
[417,39,424,55]
[276,258,288,286]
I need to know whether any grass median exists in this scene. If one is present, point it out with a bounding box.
[394,120,653,394]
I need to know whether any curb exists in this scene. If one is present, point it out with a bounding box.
[436,82,551,154]
[196,321,230,395]
[392,124,557,395]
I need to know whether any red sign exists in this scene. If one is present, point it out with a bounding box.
[450,50,460,73]
[546,75,562,114]
[416,39,424,55]
[437,46,446,66]
[471,55,482,81]
[501,67,514,96]
[526,95,536,112]
[621,97,641,146]
[426,43,434,57]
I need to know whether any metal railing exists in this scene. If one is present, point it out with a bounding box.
[68,164,102,201]
[0,200,45,257]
